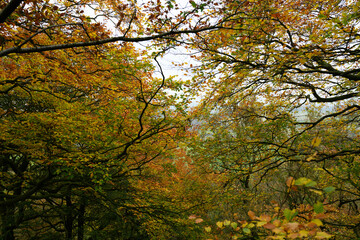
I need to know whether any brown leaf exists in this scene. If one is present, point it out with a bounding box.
[188,214,197,220]
[284,222,299,232]
[195,218,203,223]
[248,210,256,220]
[286,176,295,187]
[288,233,300,239]
[263,223,276,230]
[259,214,271,222]
[315,213,327,219]
[307,222,317,229]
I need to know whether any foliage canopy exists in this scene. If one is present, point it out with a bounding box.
[1,0,360,239]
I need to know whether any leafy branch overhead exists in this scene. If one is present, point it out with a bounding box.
[1,0,360,239]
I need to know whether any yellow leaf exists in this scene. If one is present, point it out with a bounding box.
[309,189,323,195]
[299,230,308,237]
[216,221,224,228]
[257,221,267,227]
[311,219,323,226]
[224,220,231,226]
[306,152,317,161]
[272,227,285,234]
[204,226,211,232]
[315,231,332,239]
[247,223,255,228]
[311,137,321,147]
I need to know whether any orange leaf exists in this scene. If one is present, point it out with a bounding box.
[248,210,256,220]
[286,176,295,187]
[288,233,300,239]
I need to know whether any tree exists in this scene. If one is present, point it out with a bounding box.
[0,36,190,238]
[0,0,220,58]
[0,1,225,239]
[183,0,360,238]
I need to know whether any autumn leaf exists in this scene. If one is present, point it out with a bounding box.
[311,219,323,227]
[195,218,204,223]
[189,214,197,219]
[216,221,224,228]
[314,202,324,214]
[284,209,298,221]
[288,233,300,239]
[323,186,336,193]
[231,222,238,229]
[316,231,333,239]
[248,210,256,220]
[263,223,276,230]
[283,222,300,232]
[286,176,295,188]
[311,137,322,147]
[294,177,317,187]
[223,220,231,226]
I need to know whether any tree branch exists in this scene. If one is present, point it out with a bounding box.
[0,26,221,57]
[0,0,23,23]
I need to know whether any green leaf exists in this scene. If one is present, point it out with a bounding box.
[284,208,298,221]
[190,0,197,8]
[318,14,326,19]
[294,177,317,187]
[231,222,238,229]
[305,181,317,187]
[294,177,308,185]
[323,186,335,193]
[314,202,324,214]
[243,227,251,234]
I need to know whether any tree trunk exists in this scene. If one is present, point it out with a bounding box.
[1,203,15,240]
[64,187,73,240]
[78,198,86,240]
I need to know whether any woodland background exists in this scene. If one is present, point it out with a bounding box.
[1,0,360,239]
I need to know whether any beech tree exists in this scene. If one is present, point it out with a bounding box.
[4,0,360,239]
[0,0,223,239]
[184,0,360,238]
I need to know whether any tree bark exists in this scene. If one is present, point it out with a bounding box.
[0,0,23,23]
[64,187,73,240]
[77,198,86,240]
